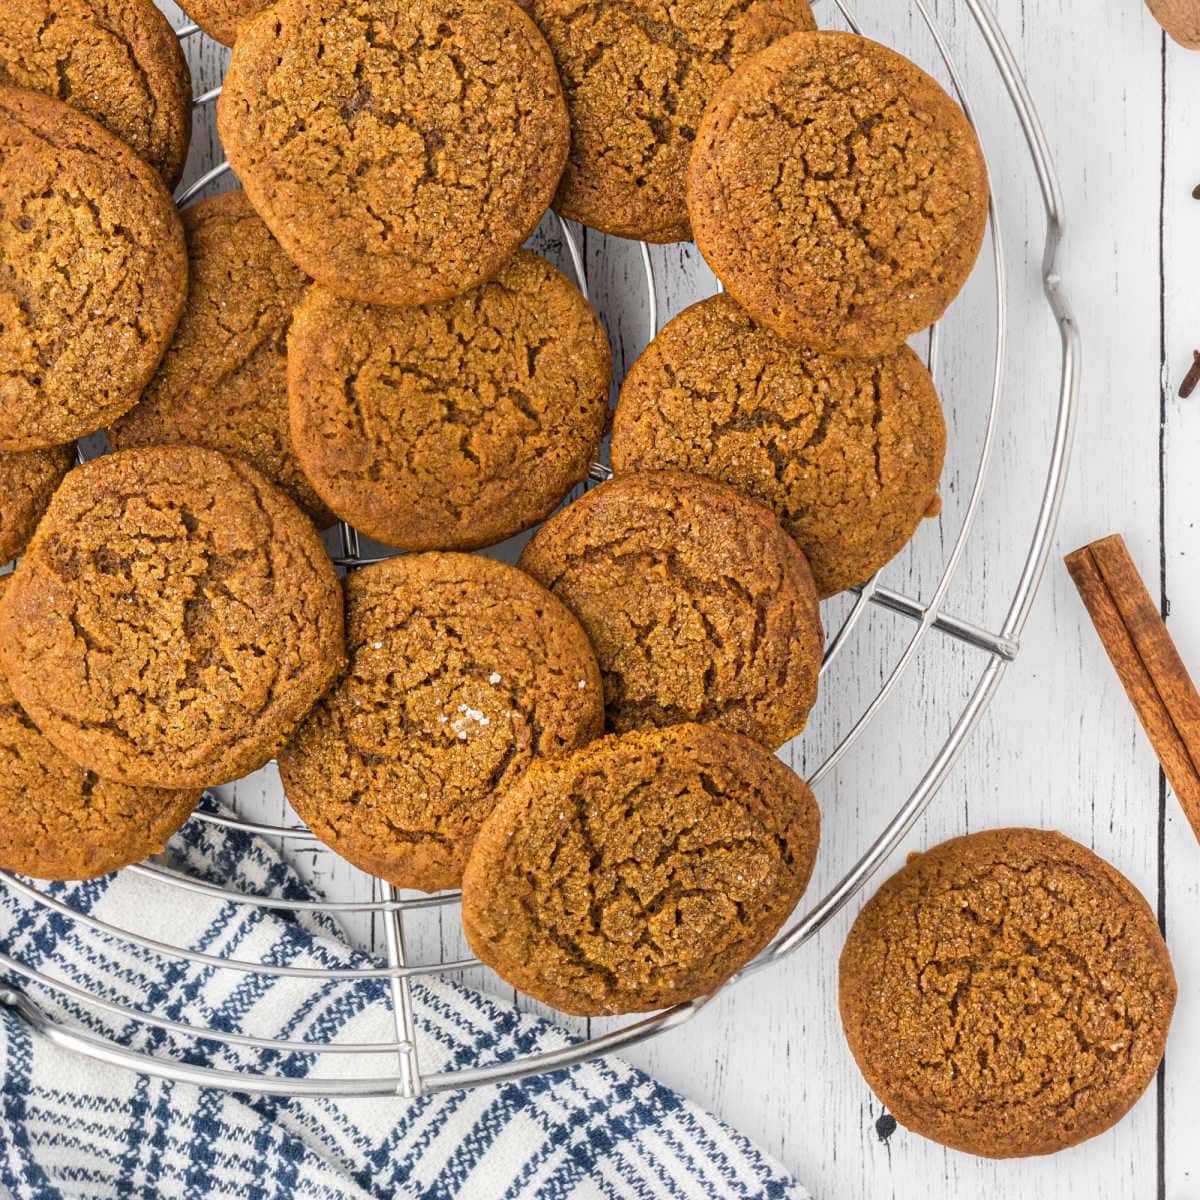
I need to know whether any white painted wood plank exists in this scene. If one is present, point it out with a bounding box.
[1160,22,1200,1200]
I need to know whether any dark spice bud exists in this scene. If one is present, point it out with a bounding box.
[1180,350,1200,399]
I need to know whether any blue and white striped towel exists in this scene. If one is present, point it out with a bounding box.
[0,800,808,1199]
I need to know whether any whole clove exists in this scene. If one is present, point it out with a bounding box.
[1180,350,1200,398]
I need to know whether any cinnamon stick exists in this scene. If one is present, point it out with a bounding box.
[1065,533,1200,843]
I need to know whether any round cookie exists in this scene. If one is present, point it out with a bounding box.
[278,553,604,892]
[0,0,192,187]
[218,0,569,306]
[0,444,73,564]
[517,470,823,748]
[111,189,333,529]
[462,722,820,1015]
[612,294,945,596]
[528,0,815,243]
[178,0,267,45]
[0,87,188,451]
[687,31,989,355]
[839,828,1176,1159]
[0,576,200,880]
[0,446,345,790]
[288,250,610,550]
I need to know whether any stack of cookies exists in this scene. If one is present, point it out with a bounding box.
[2,1,989,1031]
[0,0,1175,1161]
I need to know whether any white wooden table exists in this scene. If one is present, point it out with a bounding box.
[162,1,1198,1195]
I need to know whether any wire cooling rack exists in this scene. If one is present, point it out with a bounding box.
[0,0,1078,1097]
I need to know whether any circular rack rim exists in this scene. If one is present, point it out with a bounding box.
[0,0,1080,1098]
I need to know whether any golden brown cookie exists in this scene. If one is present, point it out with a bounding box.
[0,87,187,451]
[0,0,192,187]
[288,250,610,550]
[528,0,814,242]
[178,0,267,45]
[0,444,73,564]
[839,828,1176,1159]
[0,577,200,880]
[687,31,989,355]
[462,722,819,1015]
[278,553,604,892]
[218,0,569,306]
[0,446,345,790]
[111,189,332,529]
[517,470,822,748]
[612,294,945,596]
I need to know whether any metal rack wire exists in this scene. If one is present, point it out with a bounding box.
[0,0,1079,1097]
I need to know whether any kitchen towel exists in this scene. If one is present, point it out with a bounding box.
[0,797,808,1199]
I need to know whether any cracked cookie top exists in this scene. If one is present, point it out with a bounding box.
[612,294,945,596]
[839,828,1176,1158]
[0,569,201,880]
[0,87,188,451]
[178,0,271,45]
[0,0,192,187]
[278,552,604,892]
[462,722,820,1015]
[517,469,822,748]
[111,189,333,530]
[218,0,570,306]
[687,31,989,355]
[525,0,814,243]
[0,443,73,564]
[0,445,345,790]
[288,249,610,550]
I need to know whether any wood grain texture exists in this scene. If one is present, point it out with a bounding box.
[153,0,1191,1196]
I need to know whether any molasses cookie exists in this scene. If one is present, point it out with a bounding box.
[0,444,73,564]
[687,31,989,355]
[517,470,822,748]
[111,189,332,529]
[0,0,192,187]
[289,250,609,550]
[612,294,945,596]
[0,87,187,451]
[528,0,814,242]
[0,446,344,790]
[178,0,267,45]
[462,722,820,1015]
[839,828,1176,1158]
[278,553,604,892]
[218,0,569,306]
[0,575,200,880]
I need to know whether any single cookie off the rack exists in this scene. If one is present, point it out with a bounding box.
[687,30,989,356]
[839,828,1176,1158]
